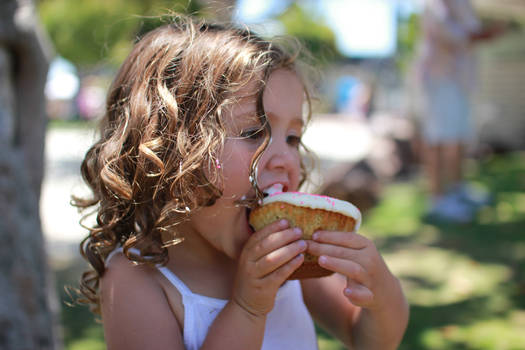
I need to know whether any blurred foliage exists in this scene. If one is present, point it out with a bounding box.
[37,0,201,67]
[278,3,341,65]
[396,12,421,74]
[37,0,343,69]
[37,0,425,72]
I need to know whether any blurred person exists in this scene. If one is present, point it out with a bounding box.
[415,0,505,222]
[335,76,373,119]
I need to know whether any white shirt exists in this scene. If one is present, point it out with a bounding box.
[157,266,319,350]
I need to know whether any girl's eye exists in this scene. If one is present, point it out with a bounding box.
[287,135,302,148]
[240,128,265,140]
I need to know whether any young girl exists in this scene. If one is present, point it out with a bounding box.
[76,15,408,350]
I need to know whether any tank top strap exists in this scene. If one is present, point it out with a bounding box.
[106,248,194,299]
[105,247,122,265]
[156,266,194,297]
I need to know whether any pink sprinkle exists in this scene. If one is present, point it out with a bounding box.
[216,159,221,169]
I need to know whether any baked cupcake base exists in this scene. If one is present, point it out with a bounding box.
[249,200,359,279]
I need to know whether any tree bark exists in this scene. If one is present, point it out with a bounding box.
[0,1,61,349]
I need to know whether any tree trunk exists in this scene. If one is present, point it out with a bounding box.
[0,1,61,349]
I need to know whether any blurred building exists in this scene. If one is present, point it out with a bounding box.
[474,25,525,151]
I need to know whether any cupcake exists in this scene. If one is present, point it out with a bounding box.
[249,184,361,279]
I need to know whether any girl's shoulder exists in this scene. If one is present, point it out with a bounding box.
[103,251,158,283]
[100,251,185,349]
[101,251,167,315]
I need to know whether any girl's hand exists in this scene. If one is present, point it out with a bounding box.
[307,231,396,310]
[232,219,306,318]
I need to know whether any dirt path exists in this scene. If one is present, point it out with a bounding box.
[41,127,96,259]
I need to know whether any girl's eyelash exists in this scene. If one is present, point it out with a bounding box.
[240,128,265,140]
[238,128,301,147]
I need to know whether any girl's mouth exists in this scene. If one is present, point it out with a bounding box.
[236,183,286,208]
[243,183,287,233]
[263,183,285,196]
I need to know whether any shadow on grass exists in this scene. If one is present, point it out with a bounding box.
[370,152,525,349]
[53,256,105,350]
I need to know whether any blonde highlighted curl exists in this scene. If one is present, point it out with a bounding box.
[73,15,315,313]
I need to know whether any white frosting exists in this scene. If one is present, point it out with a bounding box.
[263,183,284,196]
[262,191,362,230]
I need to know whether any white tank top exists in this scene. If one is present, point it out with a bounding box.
[157,266,319,350]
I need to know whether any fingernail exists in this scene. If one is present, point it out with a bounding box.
[298,240,306,249]
[293,227,302,236]
[318,256,327,265]
[344,288,352,296]
[312,232,319,240]
[279,219,288,227]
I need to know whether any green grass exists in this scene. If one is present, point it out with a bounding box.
[53,258,105,350]
[368,151,525,350]
[54,151,525,349]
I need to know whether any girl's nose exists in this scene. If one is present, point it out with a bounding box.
[262,137,298,174]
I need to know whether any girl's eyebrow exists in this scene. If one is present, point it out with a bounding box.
[231,106,257,119]
[233,113,261,128]
[265,112,304,129]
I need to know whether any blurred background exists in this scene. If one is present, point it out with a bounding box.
[1,0,524,349]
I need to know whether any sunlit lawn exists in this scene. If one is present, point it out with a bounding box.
[54,151,525,350]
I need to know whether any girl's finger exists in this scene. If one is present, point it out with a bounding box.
[343,280,374,308]
[250,227,303,261]
[307,241,361,261]
[254,219,290,240]
[312,231,368,249]
[255,239,307,276]
[263,252,304,284]
[317,255,369,286]
[245,219,290,251]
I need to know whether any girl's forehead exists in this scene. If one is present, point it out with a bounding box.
[229,94,257,117]
[223,69,305,128]
[223,99,259,132]
[263,69,305,121]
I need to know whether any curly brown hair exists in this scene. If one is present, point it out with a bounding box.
[74,15,314,313]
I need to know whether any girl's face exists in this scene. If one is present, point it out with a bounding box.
[185,69,304,260]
